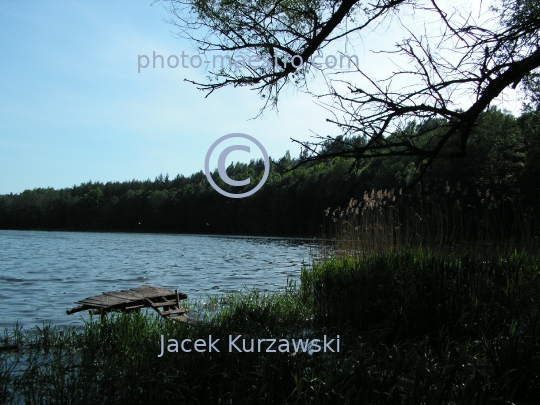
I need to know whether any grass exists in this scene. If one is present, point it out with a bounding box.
[1,249,539,404]
[302,249,540,403]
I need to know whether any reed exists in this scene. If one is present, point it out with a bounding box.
[315,187,540,260]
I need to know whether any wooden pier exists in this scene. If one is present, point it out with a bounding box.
[66,285,198,324]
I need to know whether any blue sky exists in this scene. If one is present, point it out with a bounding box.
[0,0,342,194]
[0,1,515,195]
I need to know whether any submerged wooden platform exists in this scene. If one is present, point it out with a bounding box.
[66,285,198,324]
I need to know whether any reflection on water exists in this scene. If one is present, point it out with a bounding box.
[0,230,313,328]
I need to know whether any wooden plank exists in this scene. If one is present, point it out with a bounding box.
[120,287,162,295]
[76,287,162,305]
[161,308,186,316]
[77,298,117,308]
[75,297,107,306]
[102,291,148,301]
[138,287,187,299]
[125,304,145,311]
[144,297,161,309]
[77,299,106,305]
[78,295,126,306]
[79,295,126,304]
[131,286,174,295]
[81,291,156,304]
[66,305,91,315]
[147,300,178,308]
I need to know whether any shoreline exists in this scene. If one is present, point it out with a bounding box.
[2,249,539,403]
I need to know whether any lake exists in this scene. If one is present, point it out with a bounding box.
[0,230,314,328]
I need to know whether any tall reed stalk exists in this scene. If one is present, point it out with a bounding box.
[316,187,540,259]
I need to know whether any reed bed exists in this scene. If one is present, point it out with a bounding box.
[315,188,540,259]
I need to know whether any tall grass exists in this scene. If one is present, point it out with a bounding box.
[302,249,540,334]
[316,188,540,259]
[300,249,540,403]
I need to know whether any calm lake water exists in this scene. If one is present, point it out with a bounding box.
[0,230,314,329]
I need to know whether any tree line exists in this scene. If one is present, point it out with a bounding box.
[1,106,539,237]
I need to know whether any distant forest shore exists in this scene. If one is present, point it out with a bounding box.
[1,107,540,237]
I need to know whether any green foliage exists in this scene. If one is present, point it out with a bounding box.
[424,107,526,194]
[517,105,540,197]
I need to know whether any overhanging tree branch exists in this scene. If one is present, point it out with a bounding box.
[163,0,540,184]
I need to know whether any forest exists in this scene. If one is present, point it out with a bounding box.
[1,106,539,238]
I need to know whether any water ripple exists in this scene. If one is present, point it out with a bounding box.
[0,230,314,328]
